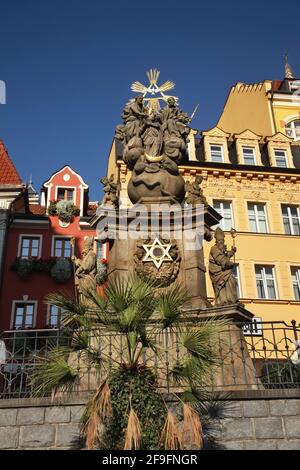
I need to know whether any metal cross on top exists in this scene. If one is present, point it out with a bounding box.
[130,68,178,113]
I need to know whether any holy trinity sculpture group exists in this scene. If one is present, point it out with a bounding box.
[76,90,240,308]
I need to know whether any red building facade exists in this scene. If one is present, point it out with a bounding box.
[0,155,105,332]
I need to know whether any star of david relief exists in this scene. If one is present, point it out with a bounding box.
[142,238,173,269]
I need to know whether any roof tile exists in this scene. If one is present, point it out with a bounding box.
[0,140,22,185]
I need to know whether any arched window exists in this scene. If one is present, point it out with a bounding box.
[285,120,300,141]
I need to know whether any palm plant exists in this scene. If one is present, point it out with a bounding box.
[30,276,230,450]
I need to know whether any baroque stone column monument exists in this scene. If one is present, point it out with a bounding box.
[91,71,260,390]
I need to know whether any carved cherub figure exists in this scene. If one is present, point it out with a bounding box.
[185,176,207,206]
[100,175,120,208]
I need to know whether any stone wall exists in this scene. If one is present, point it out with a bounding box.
[0,397,85,450]
[0,391,300,450]
[218,392,300,450]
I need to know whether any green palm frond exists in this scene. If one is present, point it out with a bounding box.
[30,347,79,396]
[156,284,187,328]
[182,317,229,358]
[45,293,89,328]
[71,329,89,351]
[105,277,133,312]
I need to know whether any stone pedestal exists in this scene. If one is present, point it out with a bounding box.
[103,199,221,309]
[183,304,262,390]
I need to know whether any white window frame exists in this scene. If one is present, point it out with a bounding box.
[51,236,74,258]
[10,300,38,330]
[232,264,242,298]
[291,267,300,301]
[17,234,42,259]
[210,144,224,163]
[289,81,300,93]
[55,185,77,203]
[243,317,263,336]
[285,119,300,141]
[281,204,300,235]
[255,265,278,300]
[274,149,288,168]
[47,304,65,329]
[247,202,269,233]
[213,200,234,232]
[242,146,256,165]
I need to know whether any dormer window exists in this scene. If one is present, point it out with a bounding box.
[285,120,300,141]
[274,149,288,168]
[289,80,300,93]
[57,187,74,202]
[242,146,256,165]
[210,144,224,163]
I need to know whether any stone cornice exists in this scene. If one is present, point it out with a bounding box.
[179,165,300,183]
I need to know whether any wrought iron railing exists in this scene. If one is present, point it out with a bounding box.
[0,320,299,399]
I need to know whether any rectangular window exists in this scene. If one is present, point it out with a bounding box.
[242,146,256,165]
[248,203,268,233]
[54,238,72,258]
[274,149,288,168]
[210,144,224,163]
[232,264,241,298]
[20,236,40,259]
[48,305,65,328]
[291,267,300,301]
[13,303,35,329]
[213,200,233,231]
[243,317,263,336]
[281,205,300,235]
[289,80,300,92]
[96,241,103,259]
[255,265,277,299]
[57,188,74,202]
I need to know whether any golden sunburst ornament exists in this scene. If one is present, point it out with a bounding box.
[130,68,178,113]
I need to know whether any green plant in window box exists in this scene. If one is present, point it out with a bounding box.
[50,258,73,283]
[48,200,80,223]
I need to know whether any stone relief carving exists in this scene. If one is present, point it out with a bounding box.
[134,237,181,287]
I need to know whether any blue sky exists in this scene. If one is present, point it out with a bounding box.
[0,0,299,200]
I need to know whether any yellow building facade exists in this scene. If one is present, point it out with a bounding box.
[107,63,300,327]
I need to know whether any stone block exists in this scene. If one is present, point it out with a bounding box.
[224,440,244,450]
[0,427,19,449]
[17,407,45,425]
[277,440,300,450]
[244,439,277,450]
[269,400,299,416]
[56,423,81,448]
[222,418,253,440]
[0,409,17,426]
[45,406,71,423]
[70,405,85,423]
[19,425,55,448]
[243,400,268,417]
[254,417,284,439]
[284,417,300,439]
[225,402,243,418]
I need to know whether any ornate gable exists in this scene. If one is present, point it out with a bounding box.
[233,129,262,141]
[202,126,230,139]
[265,132,293,144]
